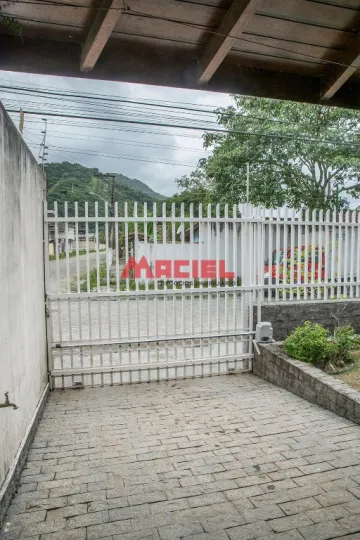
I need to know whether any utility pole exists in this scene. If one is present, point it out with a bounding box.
[38,118,48,170]
[19,109,24,135]
[109,174,116,250]
[94,173,117,259]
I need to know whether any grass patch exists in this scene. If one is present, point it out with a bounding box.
[333,351,360,392]
[49,249,104,260]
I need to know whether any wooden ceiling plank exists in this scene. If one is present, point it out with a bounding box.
[80,0,122,72]
[197,0,261,84]
[322,34,360,99]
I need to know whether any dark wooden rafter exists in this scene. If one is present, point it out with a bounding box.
[321,34,360,100]
[2,0,360,109]
[197,0,261,85]
[80,0,123,72]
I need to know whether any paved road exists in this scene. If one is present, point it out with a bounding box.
[48,252,107,293]
[3,374,360,540]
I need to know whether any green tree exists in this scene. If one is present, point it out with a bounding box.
[166,168,212,216]
[183,96,360,211]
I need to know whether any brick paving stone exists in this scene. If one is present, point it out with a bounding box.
[299,519,349,540]
[337,514,360,534]
[66,509,109,528]
[19,518,66,537]
[241,504,285,523]
[279,496,322,516]
[16,537,40,540]
[188,492,227,508]
[87,519,132,539]
[256,532,304,540]
[315,490,357,507]
[4,510,46,526]
[158,522,204,540]
[305,504,351,523]
[40,530,87,540]
[227,520,273,540]
[128,491,168,506]
[113,529,160,540]
[257,532,305,540]
[344,500,360,515]
[149,499,190,514]
[109,504,150,521]
[201,512,245,531]
[181,533,230,540]
[269,512,313,533]
[2,375,360,540]
[331,533,360,540]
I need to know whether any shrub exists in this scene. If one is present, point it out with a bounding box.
[332,325,359,365]
[284,321,360,370]
[283,321,335,368]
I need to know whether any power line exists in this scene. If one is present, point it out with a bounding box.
[0,83,349,129]
[0,85,219,116]
[9,115,205,139]
[0,77,220,110]
[2,96,222,129]
[6,109,360,148]
[3,84,360,140]
[49,146,199,167]
[23,128,208,153]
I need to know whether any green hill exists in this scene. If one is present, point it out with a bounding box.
[45,162,166,213]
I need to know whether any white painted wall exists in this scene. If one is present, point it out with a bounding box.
[0,104,47,489]
[135,224,242,280]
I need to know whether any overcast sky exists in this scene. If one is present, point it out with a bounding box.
[1,71,232,196]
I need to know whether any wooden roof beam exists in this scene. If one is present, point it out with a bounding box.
[80,0,122,72]
[197,0,261,85]
[321,35,360,100]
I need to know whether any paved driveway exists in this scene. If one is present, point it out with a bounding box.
[2,374,360,540]
[48,252,107,293]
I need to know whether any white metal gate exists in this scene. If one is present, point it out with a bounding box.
[44,201,263,389]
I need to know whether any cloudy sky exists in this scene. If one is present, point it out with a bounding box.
[1,71,233,196]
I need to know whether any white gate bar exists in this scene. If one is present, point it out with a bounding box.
[350,210,355,299]
[344,210,350,299]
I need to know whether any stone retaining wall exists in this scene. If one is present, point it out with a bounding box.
[254,343,360,425]
[255,300,360,341]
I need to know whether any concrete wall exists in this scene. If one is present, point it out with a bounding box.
[0,105,48,503]
[255,300,360,341]
[254,343,360,425]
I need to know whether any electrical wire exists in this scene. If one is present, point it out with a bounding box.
[0,77,221,109]
[7,114,206,139]
[49,145,199,167]
[23,128,208,153]
[2,84,360,135]
[6,109,360,148]
[0,84,292,126]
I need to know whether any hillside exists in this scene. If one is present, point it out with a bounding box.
[45,162,166,212]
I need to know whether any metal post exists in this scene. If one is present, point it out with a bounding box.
[94,172,117,262]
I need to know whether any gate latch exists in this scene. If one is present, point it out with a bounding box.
[0,392,18,410]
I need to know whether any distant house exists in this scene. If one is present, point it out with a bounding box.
[47,210,75,256]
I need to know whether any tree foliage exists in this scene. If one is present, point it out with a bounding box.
[176,96,360,211]
[45,161,165,216]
